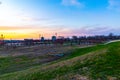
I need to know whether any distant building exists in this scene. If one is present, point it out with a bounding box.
[24,39,34,46]
[52,36,56,42]
[4,40,24,46]
[57,36,64,39]
[33,40,41,45]
[41,37,45,42]
[56,36,64,45]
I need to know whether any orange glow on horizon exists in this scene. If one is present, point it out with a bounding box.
[0,33,54,40]
[0,26,82,40]
[0,26,53,40]
[0,33,38,40]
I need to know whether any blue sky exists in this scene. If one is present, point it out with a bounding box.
[0,0,120,39]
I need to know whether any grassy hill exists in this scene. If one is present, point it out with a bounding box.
[0,42,120,80]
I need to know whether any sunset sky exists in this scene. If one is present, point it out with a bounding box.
[0,0,120,40]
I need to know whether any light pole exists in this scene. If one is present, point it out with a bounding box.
[0,34,5,46]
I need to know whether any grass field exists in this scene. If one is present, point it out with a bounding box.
[0,42,120,80]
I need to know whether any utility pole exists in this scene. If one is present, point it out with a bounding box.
[55,33,57,39]
[39,34,41,39]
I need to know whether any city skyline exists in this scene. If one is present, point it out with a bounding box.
[0,0,120,39]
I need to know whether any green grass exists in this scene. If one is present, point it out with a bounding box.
[0,42,120,80]
[0,55,49,75]
[67,45,105,59]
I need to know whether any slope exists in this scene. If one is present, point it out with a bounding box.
[0,42,120,80]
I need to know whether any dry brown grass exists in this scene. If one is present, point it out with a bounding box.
[0,46,73,57]
[28,49,107,73]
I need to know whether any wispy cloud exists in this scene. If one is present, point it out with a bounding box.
[108,0,120,11]
[0,1,2,5]
[0,26,35,30]
[69,25,120,36]
[61,0,84,7]
[16,15,50,22]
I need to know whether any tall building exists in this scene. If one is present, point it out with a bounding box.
[41,37,45,42]
[52,36,56,42]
